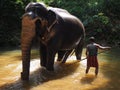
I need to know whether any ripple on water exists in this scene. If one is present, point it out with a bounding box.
[0,48,120,90]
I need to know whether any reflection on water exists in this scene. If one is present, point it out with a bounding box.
[0,48,120,90]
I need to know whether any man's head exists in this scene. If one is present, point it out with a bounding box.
[89,37,95,42]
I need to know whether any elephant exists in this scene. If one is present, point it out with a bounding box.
[21,2,85,80]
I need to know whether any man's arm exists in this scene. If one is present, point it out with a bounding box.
[95,43,111,50]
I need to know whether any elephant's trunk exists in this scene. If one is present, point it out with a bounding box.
[21,15,38,80]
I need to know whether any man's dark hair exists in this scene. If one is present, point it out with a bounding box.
[89,37,95,42]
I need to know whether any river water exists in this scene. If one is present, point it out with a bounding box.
[0,47,120,90]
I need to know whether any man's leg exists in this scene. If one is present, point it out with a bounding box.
[86,66,90,74]
[95,67,99,76]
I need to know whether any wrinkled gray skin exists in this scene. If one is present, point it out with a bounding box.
[21,2,85,80]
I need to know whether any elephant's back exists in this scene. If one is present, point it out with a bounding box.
[60,15,85,34]
[49,7,84,32]
[54,17,85,50]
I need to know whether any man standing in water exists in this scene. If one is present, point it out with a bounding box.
[85,37,111,76]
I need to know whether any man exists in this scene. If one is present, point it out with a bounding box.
[85,37,111,76]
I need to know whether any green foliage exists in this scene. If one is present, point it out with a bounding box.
[0,0,21,46]
[0,0,119,47]
[0,0,33,47]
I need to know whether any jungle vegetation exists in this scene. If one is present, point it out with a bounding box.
[0,0,120,47]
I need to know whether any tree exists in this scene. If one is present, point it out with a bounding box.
[0,0,119,47]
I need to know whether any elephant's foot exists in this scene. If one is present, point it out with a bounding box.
[41,62,47,68]
[21,72,29,80]
[61,58,67,63]
[76,57,81,62]
[61,61,66,63]
[77,60,81,62]
[56,58,62,61]
[41,64,46,68]
[46,66,54,71]
[77,58,81,62]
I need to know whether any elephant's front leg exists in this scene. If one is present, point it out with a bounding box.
[40,43,47,67]
[21,47,31,80]
[46,49,56,71]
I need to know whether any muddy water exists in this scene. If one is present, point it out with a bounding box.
[0,47,120,90]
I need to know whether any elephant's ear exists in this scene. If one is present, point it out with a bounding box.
[47,10,58,31]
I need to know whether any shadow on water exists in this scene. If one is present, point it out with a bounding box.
[0,60,80,90]
[0,47,120,90]
[80,74,96,84]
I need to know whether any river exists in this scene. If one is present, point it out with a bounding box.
[0,47,120,90]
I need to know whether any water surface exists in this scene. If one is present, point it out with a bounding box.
[0,47,120,90]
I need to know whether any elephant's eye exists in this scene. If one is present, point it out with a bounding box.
[31,7,35,12]
[35,7,40,13]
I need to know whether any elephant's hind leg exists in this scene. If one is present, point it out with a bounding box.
[61,50,73,63]
[75,39,84,61]
[57,51,66,61]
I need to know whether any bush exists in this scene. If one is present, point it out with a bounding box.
[0,0,119,47]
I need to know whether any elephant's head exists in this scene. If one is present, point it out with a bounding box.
[24,2,57,28]
[25,2,47,18]
[21,2,57,80]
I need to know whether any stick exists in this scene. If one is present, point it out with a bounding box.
[81,50,107,61]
